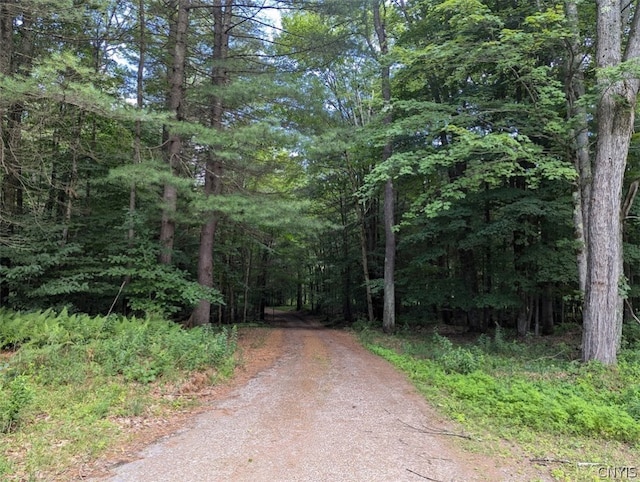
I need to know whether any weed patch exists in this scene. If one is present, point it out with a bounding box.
[0,375,33,433]
[0,308,237,479]
[363,328,640,447]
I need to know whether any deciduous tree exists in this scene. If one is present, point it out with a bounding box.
[582,0,640,364]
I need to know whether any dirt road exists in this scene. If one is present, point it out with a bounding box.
[96,312,550,481]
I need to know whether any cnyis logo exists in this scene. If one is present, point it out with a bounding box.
[598,466,638,479]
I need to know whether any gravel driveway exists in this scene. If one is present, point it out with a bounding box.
[97,312,550,482]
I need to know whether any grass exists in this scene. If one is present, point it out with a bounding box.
[0,308,237,480]
[357,321,640,482]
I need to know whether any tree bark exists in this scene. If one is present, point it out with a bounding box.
[339,191,353,322]
[382,177,396,333]
[191,0,232,326]
[159,0,190,265]
[346,158,375,323]
[296,266,303,311]
[0,1,12,74]
[373,0,396,333]
[191,159,223,325]
[358,200,375,323]
[0,1,15,213]
[130,0,146,243]
[243,247,251,323]
[582,0,640,364]
[61,112,81,246]
[0,0,14,307]
[257,246,270,320]
[565,0,591,294]
[0,3,32,306]
[541,285,555,335]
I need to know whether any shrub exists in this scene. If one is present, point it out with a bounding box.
[106,242,223,318]
[622,385,640,421]
[440,347,482,374]
[622,321,640,349]
[402,334,482,374]
[0,375,34,433]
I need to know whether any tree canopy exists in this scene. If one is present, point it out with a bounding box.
[2,0,640,363]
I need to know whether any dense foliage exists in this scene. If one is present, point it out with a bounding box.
[360,324,640,457]
[5,4,640,476]
[1,0,640,359]
[0,0,317,322]
[0,309,237,477]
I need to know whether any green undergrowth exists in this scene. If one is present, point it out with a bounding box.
[0,308,237,480]
[359,323,640,480]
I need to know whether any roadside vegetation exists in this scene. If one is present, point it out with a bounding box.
[357,320,640,481]
[0,309,237,480]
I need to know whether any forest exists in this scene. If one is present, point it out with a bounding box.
[1,0,640,365]
[3,1,640,478]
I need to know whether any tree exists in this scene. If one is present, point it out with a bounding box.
[564,0,592,295]
[3,0,640,347]
[372,0,396,334]
[0,0,17,306]
[190,0,232,326]
[359,0,578,332]
[159,0,190,266]
[130,0,146,244]
[582,0,640,364]
[275,0,403,326]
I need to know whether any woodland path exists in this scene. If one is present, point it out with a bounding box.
[92,311,552,482]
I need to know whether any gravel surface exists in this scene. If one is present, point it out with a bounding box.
[96,313,551,482]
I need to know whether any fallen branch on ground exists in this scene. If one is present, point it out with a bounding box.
[406,468,443,481]
[530,458,572,464]
[531,458,604,467]
[397,417,474,440]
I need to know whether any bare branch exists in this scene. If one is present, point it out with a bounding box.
[406,468,442,481]
[396,417,474,440]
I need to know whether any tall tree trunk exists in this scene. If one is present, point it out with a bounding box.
[382,180,395,333]
[296,266,303,311]
[192,160,222,324]
[373,0,395,333]
[0,3,29,307]
[2,5,31,215]
[347,160,375,323]
[258,245,270,320]
[130,0,146,243]
[191,0,232,326]
[339,191,353,322]
[565,0,591,294]
[0,1,12,74]
[541,284,555,335]
[159,0,189,265]
[0,0,14,221]
[583,0,640,364]
[243,247,251,322]
[61,113,81,246]
[358,201,375,323]
[482,197,493,330]
[459,247,482,331]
